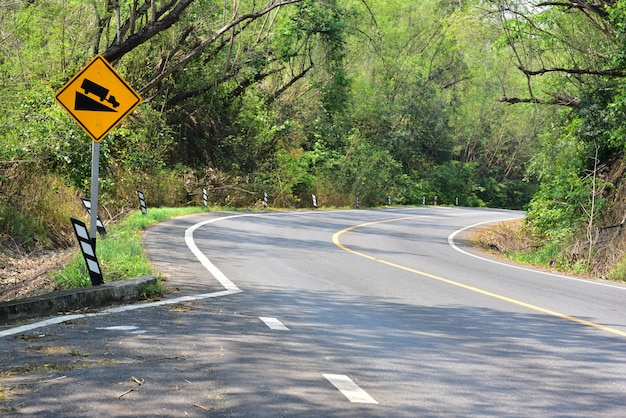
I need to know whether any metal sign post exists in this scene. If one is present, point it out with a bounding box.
[90,141,100,246]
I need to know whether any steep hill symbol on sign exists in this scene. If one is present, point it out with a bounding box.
[75,78,120,112]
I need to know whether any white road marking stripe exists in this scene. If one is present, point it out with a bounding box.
[323,374,378,404]
[0,314,85,338]
[259,317,289,330]
[185,214,254,291]
[0,289,241,338]
[95,325,146,334]
[96,325,140,331]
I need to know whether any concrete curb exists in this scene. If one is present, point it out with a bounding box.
[0,276,157,325]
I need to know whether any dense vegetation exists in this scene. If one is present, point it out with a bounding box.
[1,0,626,280]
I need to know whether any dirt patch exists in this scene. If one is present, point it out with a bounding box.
[0,249,75,303]
[467,218,534,255]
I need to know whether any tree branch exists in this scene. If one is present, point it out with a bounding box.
[500,95,581,108]
[102,0,194,63]
[518,65,626,77]
[265,63,313,106]
[138,0,305,98]
[536,1,609,19]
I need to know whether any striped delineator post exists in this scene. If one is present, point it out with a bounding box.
[202,187,208,207]
[312,194,318,209]
[137,190,147,215]
[70,217,104,286]
[80,197,106,237]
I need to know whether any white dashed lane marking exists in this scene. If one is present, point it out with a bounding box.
[96,325,147,334]
[259,317,289,330]
[323,374,378,404]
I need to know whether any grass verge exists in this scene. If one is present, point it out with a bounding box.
[53,207,210,289]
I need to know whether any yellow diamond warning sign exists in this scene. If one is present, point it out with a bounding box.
[55,55,142,142]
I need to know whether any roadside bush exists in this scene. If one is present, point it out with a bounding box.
[428,161,484,207]
[608,256,626,282]
[101,164,192,216]
[320,133,402,207]
[0,162,80,251]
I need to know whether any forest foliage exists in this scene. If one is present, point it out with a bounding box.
[1,0,626,279]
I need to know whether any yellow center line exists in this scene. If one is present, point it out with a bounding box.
[332,216,626,338]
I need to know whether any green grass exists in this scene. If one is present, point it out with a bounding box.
[608,256,626,282]
[506,241,566,270]
[54,206,209,289]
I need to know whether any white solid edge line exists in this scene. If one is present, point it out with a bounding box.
[0,289,242,338]
[184,214,257,291]
[448,218,626,291]
[259,316,290,330]
[323,374,378,404]
[0,314,86,338]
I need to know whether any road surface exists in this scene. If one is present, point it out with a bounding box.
[2,206,626,417]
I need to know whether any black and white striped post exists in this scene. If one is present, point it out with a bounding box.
[137,190,147,215]
[355,196,359,209]
[70,217,104,286]
[455,197,459,206]
[80,197,106,237]
[312,194,318,209]
[263,190,268,208]
[388,195,392,206]
[202,187,208,207]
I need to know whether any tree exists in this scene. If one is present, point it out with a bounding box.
[491,0,625,107]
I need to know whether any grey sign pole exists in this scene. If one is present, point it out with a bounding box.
[89,140,100,248]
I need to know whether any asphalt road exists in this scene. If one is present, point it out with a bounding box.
[2,206,626,417]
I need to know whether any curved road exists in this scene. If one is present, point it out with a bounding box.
[2,206,626,416]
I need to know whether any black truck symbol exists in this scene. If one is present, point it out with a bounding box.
[81,79,120,108]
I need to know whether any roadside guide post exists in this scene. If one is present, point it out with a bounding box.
[137,190,147,215]
[70,217,104,286]
[80,197,107,237]
[55,55,142,284]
